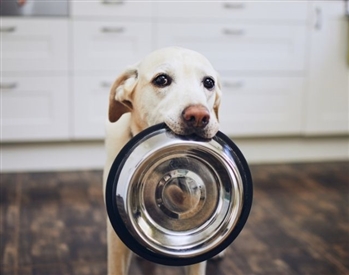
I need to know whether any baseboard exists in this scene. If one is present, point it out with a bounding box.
[1,136,348,172]
[233,136,349,164]
[1,141,106,173]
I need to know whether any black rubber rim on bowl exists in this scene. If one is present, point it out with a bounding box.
[105,123,253,266]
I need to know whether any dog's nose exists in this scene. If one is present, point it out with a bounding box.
[182,105,210,129]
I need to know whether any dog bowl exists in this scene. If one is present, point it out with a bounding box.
[106,123,253,266]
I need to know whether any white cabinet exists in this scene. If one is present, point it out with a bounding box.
[71,0,152,17]
[1,19,68,72]
[71,2,153,139]
[155,2,308,21]
[156,23,307,72]
[72,21,152,72]
[305,1,349,135]
[1,76,69,142]
[2,1,347,143]
[219,77,305,136]
[72,76,114,139]
[155,2,309,136]
[1,19,70,142]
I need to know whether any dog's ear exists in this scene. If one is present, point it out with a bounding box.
[213,75,222,121]
[108,67,138,122]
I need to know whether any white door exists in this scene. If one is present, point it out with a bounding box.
[304,1,349,135]
[71,0,152,17]
[156,22,307,72]
[1,76,70,141]
[155,1,308,21]
[219,76,305,136]
[1,19,68,72]
[72,75,116,139]
[72,21,152,72]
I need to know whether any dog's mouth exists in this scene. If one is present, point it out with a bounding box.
[164,119,219,140]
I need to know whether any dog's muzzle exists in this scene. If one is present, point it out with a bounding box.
[105,123,253,266]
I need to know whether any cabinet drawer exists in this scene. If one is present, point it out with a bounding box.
[218,77,304,136]
[156,23,307,72]
[72,76,116,139]
[71,0,152,17]
[1,76,70,142]
[1,19,68,72]
[73,21,152,72]
[156,2,308,21]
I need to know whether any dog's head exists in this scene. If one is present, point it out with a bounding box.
[108,47,222,139]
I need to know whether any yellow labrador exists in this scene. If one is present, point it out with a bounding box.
[103,47,222,275]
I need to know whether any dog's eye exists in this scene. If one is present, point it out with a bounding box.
[203,77,215,90]
[152,74,172,88]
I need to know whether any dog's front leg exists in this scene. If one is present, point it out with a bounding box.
[184,261,207,275]
[107,220,132,275]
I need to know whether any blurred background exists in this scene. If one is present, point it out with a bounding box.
[1,1,349,275]
[1,0,348,171]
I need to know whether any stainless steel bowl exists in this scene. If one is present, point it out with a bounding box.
[106,123,253,266]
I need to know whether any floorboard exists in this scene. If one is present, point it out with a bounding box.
[1,162,348,275]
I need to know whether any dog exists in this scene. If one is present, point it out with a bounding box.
[103,47,222,275]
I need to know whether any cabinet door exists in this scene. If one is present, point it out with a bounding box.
[219,77,304,136]
[73,21,152,72]
[305,1,349,134]
[72,75,117,139]
[1,19,68,72]
[156,22,307,72]
[156,2,308,21]
[1,76,69,142]
[71,0,152,17]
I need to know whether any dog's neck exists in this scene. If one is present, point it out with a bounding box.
[129,116,148,138]
[129,127,136,139]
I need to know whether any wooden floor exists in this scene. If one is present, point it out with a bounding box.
[1,162,348,275]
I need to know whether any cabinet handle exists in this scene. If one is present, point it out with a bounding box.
[0,26,16,33]
[314,7,322,30]
[100,81,112,88]
[223,3,245,9]
[101,26,125,33]
[223,28,245,36]
[0,82,18,90]
[102,0,124,4]
[223,80,245,89]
